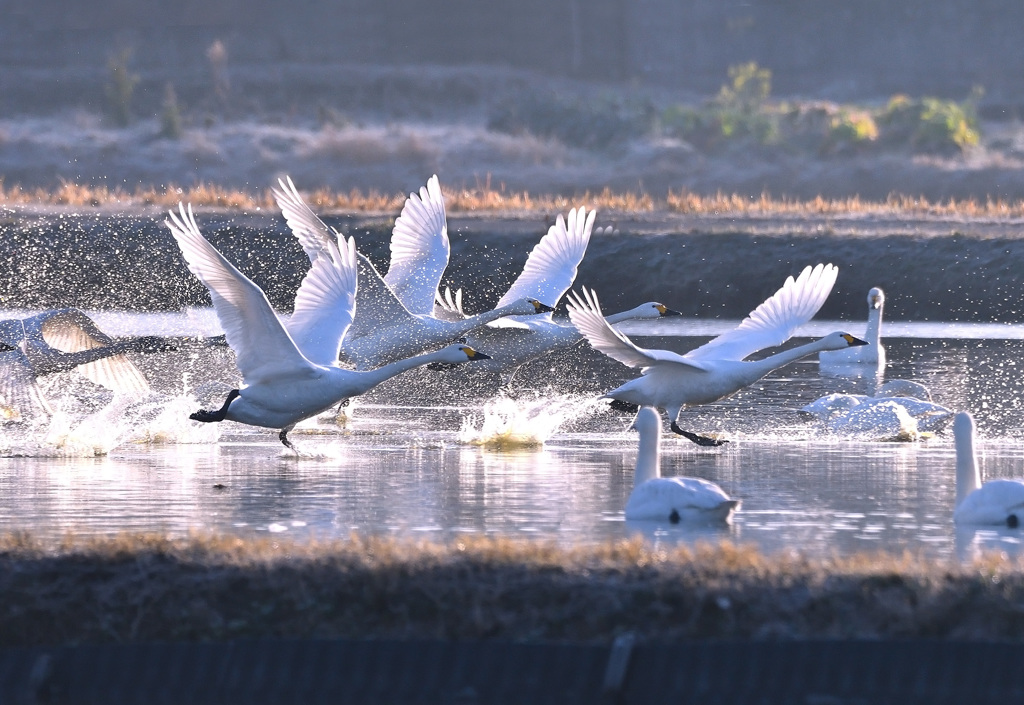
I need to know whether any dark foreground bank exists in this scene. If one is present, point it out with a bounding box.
[2,533,1023,648]
[4,207,1024,322]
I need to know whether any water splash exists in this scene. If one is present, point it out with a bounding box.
[458,394,603,450]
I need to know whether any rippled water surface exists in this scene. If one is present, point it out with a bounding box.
[3,312,1024,561]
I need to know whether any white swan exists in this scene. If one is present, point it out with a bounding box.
[164,203,491,450]
[952,411,1024,527]
[800,379,950,438]
[819,287,886,367]
[273,175,551,369]
[567,264,867,445]
[0,308,177,419]
[451,207,680,384]
[625,406,740,523]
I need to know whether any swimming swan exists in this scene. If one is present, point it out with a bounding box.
[952,411,1024,527]
[625,406,740,523]
[819,287,886,367]
[451,206,680,384]
[567,264,867,445]
[273,175,550,368]
[165,203,491,450]
[0,308,178,418]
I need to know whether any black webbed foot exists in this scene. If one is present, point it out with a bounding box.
[670,421,729,447]
[190,389,239,423]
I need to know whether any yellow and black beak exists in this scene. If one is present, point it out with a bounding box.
[842,334,869,347]
[463,345,492,361]
[529,299,556,313]
[656,304,683,317]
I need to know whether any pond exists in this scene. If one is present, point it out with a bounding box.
[2,311,1024,561]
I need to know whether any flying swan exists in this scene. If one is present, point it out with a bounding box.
[273,175,551,369]
[625,406,740,523]
[164,203,490,450]
[567,264,867,445]
[952,411,1024,527]
[0,308,176,419]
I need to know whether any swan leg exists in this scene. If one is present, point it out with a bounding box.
[190,388,239,423]
[279,425,297,451]
[670,421,729,447]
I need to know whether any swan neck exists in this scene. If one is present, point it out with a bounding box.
[605,310,636,324]
[864,306,883,345]
[634,422,661,487]
[747,338,830,377]
[955,423,981,507]
[355,350,441,388]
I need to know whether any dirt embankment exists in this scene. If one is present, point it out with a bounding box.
[3,207,1024,322]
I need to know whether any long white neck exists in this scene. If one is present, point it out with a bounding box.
[634,418,661,487]
[30,343,134,375]
[461,301,540,328]
[349,348,457,393]
[954,414,981,508]
[864,305,883,347]
[741,337,840,383]
[605,310,641,324]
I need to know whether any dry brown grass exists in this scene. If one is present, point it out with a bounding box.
[3,531,1024,646]
[5,180,1024,218]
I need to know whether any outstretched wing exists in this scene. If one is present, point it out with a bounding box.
[165,204,312,385]
[0,350,53,420]
[273,176,339,263]
[384,175,450,316]
[286,235,359,367]
[35,309,150,394]
[497,207,596,309]
[566,288,708,372]
[686,263,838,362]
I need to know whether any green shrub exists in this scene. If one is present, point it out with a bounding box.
[105,48,139,127]
[878,93,980,153]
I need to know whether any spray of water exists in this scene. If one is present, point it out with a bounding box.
[458,394,604,450]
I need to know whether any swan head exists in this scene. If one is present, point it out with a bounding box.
[426,344,492,370]
[623,302,683,320]
[868,287,885,310]
[628,406,662,435]
[510,298,556,315]
[819,332,869,351]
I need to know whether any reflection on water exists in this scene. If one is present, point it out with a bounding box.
[2,311,1024,562]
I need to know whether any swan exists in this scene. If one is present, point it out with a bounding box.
[0,308,179,419]
[567,264,867,445]
[273,175,551,369]
[800,380,950,437]
[164,203,491,450]
[625,406,740,523]
[439,206,680,384]
[952,411,1024,527]
[819,287,886,367]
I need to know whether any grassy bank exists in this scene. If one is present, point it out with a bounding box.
[5,180,1024,218]
[2,532,1023,647]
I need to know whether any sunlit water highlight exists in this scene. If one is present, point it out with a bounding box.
[3,311,1024,562]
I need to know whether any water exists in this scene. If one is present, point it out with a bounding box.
[3,311,1024,561]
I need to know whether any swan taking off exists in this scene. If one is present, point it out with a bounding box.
[567,264,866,445]
[456,206,680,385]
[165,203,491,450]
[952,411,1024,527]
[0,308,175,419]
[819,287,886,368]
[274,175,551,369]
[625,407,740,523]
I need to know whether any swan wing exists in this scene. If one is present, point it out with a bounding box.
[36,309,150,394]
[433,286,466,322]
[686,263,838,362]
[567,288,707,371]
[346,252,418,340]
[272,176,340,264]
[285,235,358,367]
[384,175,450,316]
[0,350,52,418]
[165,204,313,385]
[625,477,734,520]
[497,207,596,309]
